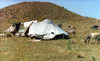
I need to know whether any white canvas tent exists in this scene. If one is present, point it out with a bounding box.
[17,20,38,36]
[5,19,69,39]
[5,20,37,36]
[28,19,69,39]
[24,20,37,31]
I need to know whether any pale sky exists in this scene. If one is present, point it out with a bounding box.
[0,0,100,19]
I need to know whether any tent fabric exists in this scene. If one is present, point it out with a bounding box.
[24,20,37,28]
[16,20,38,36]
[6,19,68,39]
[23,20,37,33]
[28,19,68,39]
[6,26,16,33]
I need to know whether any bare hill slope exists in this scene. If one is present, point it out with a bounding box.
[0,2,96,31]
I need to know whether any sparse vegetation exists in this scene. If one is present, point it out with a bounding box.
[0,2,96,31]
[0,1,100,61]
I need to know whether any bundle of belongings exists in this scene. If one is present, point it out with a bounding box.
[5,19,69,39]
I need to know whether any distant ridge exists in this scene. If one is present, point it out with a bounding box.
[0,2,96,31]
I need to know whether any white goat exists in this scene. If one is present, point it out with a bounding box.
[85,32,100,44]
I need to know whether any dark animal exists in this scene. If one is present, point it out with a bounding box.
[91,25,99,30]
[58,24,62,28]
[68,25,71,28]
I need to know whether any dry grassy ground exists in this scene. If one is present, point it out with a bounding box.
[0,19,100,61]
[0,2,99,61]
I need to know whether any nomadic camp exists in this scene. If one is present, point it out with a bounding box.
[5,19,69,39]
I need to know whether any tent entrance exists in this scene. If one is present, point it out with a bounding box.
[53,34,70,40]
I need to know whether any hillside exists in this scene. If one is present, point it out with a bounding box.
[1,2,100,61]
[0,2,97,31]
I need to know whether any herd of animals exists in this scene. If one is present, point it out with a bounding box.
[58,24,100,44]
[0,22,100,44]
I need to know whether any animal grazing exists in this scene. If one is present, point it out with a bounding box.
[67,25,76,37]
[91,25,99,30]
[85,32,100,44]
